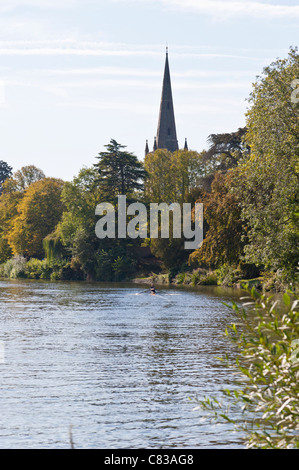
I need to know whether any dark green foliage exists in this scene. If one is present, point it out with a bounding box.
[43,231,66,262]
[0,160,13,194]
[205,127,250,171]
[237,47,299,280]
[198,127,250,191]
[95,247,136,282]
[94,139,147,199]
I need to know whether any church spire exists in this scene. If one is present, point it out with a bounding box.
[156,48,178,153]
[145,139,149,156]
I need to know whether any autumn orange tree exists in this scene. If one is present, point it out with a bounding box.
[0,166,46,263]
[7,177,65,258]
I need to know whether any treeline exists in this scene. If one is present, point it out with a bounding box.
[0,48,298,290]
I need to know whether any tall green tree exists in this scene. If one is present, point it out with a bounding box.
[144,148,203,269]
[235,47,299,279]
[205,127,249,170]
[144,148,203,204]
[12,165,45,191]
[198,127,250,191]
[94,139,147,200]
[57,165,137,281]
[0,160,12,194]
[144,149,174,203]
[57,166,102,278]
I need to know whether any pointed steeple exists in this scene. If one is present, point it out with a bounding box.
[145,139,149,156]
[184,138,188,151]
[156,48,178,153]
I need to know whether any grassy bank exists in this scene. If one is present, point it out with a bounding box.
[133,265,298,293]
[0,254,297,294]
[0,254,84,281]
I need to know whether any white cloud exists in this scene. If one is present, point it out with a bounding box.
[0,40,272,61]
[170,0,299,18]
[115,0,299,18]
[0,0,89,12]
[0,40,160,57]
[2,0,298,18]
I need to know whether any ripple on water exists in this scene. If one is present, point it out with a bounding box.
[0,280,245,449]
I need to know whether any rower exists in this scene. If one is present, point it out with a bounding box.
[150,283,156,295]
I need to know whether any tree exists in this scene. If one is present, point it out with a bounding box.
[59,166,102,240]
[144,148,203,203]
[0,166,47,262]
[0,179,23,263]
[0,160,12,194]
[205,127,250,170]
[144,148,204,270]
[57,167,102,279]
[197,127,250,192]
[7,177,65,258]
[57,165,139,281]
[94,139,147,200]
[235,47,299,280]
[188,171,245,269]
[12,165,45,191]
[144,149,174,203]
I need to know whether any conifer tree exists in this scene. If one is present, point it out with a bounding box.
[0,160,12,194]
[94,139,147,200]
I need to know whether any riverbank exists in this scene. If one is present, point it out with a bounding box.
[132,266,298,294]
[0,253,297,293]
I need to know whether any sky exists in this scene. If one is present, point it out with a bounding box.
[0,0,298,181]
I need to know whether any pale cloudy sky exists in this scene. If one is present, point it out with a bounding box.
[0,0,298,180]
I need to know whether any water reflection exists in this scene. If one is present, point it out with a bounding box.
[0,280,246,448]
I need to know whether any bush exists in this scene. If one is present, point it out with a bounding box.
[194,288,299,448]
[191,271,201,286]
[24,258,51,279]
[0,256,82,281]
[198,272,218,285]
[215,264,242,286]
[0,254,27,279]
[176,272,186,284]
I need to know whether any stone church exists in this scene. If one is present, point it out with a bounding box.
[145,48,188,156]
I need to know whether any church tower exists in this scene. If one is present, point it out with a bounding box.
[156,47,178,153]
[146,48,185,156]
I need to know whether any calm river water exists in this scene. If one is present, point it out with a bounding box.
[0,279,246,449]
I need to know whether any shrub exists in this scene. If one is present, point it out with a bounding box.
[191,271,201,286]
[215,264,242,286]
[0,254,27,279]
[176,272,185,284]
[198,272,218,285]
[24,258,50,279]
[194,288,299,448]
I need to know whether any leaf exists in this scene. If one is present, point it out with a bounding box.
[283,293,291,307]
[219,414,236,424]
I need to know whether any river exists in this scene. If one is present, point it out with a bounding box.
[0,279,246,449]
